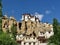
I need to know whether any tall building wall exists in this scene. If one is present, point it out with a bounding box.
[2,15,17,33]
[2,15,8,33]
[26,20,32,35]
[2,14,53,38]
[20,20,26,34]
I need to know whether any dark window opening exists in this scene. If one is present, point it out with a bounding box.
[25,22,27,32]
[33,31,36,37]
[3,25,5,28]
[19,23,22,29]
[30,34,32,37]
[40,32,44,34]
[3,22,8,28]
[49,31,51,33]
[29,43,31,45]
[33,42,35,45]
[23,33,26,36]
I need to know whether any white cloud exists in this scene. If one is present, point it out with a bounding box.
[45,10,51,14]
[35,12,44,21]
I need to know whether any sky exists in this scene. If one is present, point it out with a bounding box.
[2,0,60,23]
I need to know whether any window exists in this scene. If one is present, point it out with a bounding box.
[19,23,22,29]
[3,22,8,28]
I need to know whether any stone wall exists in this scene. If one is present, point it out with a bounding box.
[2,14,53,38]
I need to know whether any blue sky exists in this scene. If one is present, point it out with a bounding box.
[2,0,60,23]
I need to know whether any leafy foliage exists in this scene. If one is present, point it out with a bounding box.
[53,18,58,35]
[0,0,2,32]
[48,18,60,45]
[0,1,19,45]
[11,23,17,40]
[0,33,18,45]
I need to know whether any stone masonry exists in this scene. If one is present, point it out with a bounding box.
[2,13,54,38]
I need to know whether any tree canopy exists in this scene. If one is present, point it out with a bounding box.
[0,0,2,32]
[48,18,60,45]
[0,33,18,45]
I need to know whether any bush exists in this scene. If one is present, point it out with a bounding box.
[0,33,18,45]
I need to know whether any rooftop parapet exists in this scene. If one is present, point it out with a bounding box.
[2,15,8,19]
[9,16,16,21]
[22,13,40,22]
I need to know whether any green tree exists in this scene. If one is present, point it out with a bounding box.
[53,18,58,35]
[11,23,17,40]
[0,33,18,45]
[48,18,60,45]
[0,0,2,32]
